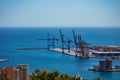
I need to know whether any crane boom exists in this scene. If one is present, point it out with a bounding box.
[72,30,77,45]
[60,29,64,43]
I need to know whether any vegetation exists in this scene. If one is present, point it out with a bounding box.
[30,68,82,80]
[30,68,101,80]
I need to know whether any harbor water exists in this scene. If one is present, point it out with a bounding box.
[0,27,120,80]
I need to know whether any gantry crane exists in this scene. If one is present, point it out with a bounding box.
[60,29,73,53]
[73,29,87,55]
[37,33,59,50]
[72,30,78,51]
[60,29,65,53]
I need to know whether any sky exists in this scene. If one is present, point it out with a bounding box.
[0,0,120,27]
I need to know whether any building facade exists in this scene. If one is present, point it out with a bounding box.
[99,60,106,71]
[17,64,29,80]
[99,59,112,71]
[0,66,18,80]
[106,59,112,70]
[0,64,29,80]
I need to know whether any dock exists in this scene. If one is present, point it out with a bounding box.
[50,48,81,57]
[16,47,82,57]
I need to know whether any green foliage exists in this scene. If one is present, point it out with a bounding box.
[30,68,81,80]
[30,68,101,80]
[30,68,60,80]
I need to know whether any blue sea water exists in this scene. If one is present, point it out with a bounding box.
[0,27,120,80]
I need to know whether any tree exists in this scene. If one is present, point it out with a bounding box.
[30,68,87,80]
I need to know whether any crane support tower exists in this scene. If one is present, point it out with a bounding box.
[60,29,65,53]
[37,33,59,50]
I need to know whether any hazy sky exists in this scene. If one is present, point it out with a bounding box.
[0,0,120,27]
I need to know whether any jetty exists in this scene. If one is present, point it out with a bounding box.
[16,48,48,50]
[16,47,81,57]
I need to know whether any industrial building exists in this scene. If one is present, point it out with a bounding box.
[89,59,120,72]
[99,60,107,71]
[106,59,112,70]
[99,59,112,71]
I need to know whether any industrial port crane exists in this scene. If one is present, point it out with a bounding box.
[72,29,82,54]
[72,29,89,57]
[60,29,65,53]
[60,29,73,53]
[37,33,59,50]
[72,30,78,50]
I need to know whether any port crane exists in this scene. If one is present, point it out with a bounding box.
[73,30,78,51]
[37,33,59,50]
[72,29,81,55]
[60,29,73,53]
[60,29,64,53]
[73,29,89,57]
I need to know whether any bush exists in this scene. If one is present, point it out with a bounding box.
[30,68,81,80]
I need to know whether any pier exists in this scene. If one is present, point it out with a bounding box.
[16,47,81,57]
[16,48,48,50]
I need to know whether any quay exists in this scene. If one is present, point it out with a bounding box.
[50,48,78,56]
[16,47,82,57]
[50,48,120,59]
[16,47,120,59]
